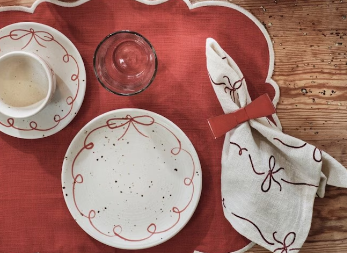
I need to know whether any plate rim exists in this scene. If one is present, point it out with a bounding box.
[61,108,202,249]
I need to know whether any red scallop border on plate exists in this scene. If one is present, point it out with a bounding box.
[63,109,202,249]
[72,114,196,241]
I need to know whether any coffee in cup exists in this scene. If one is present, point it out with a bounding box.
[0,51,56,118]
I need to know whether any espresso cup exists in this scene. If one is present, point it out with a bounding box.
[0,51,56,118]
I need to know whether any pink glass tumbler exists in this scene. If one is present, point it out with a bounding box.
[93,31,158,96]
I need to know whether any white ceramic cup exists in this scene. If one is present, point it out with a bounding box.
[0,51,56,118]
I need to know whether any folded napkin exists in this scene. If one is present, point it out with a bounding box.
[206,38,347,252]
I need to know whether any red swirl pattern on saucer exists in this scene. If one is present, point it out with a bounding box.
[0,22,86,139]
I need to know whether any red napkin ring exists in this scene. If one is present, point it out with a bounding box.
[208,93,276,139]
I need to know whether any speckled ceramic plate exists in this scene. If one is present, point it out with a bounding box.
[62,108,202,249]
[0,22,86,139]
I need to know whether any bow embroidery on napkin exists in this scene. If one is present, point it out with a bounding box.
[206,38,347,253]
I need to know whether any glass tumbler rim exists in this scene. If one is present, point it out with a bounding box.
[93,30,158,96]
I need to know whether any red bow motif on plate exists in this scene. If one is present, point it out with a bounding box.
[208,93,276,139]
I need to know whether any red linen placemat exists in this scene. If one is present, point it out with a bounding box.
[0,0,277,252]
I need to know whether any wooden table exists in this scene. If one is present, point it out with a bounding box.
[1,0,347,252]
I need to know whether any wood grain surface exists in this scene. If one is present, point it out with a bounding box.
[1,0,347,252]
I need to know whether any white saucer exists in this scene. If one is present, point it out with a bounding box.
[0,22,86,139]
[62,108,202,249]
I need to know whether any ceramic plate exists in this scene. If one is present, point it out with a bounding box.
[62,109,202,249]
[0,22,86,139]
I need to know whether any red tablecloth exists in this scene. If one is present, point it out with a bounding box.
[0,0,275,252]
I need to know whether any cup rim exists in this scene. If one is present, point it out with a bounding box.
[93,30,158,96]
[0,51,55,118]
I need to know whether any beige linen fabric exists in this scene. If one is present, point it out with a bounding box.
[206,38,347,252]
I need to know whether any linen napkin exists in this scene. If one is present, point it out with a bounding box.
[206,38,347,252]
